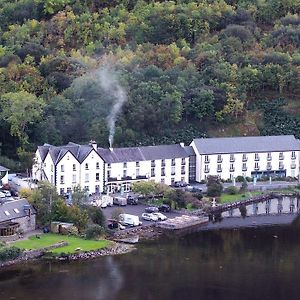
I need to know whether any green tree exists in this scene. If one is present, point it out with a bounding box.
[0,91,45,146]
[206,176,223,197]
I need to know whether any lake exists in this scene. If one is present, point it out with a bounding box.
[1,217,300,300]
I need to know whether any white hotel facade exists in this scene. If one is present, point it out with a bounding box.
[32,135,300,195]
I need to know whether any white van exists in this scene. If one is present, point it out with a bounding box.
[119,214,140,227]
[113,196,127,206]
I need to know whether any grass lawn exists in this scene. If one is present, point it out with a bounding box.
[12,233,110,254]
[220,191,265,204]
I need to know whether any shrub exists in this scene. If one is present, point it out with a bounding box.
[0,246,23,262]
[240,180,248,193]
[85,224,105,240]
[236,176,245,182]
[239,205,247,218]
[206,176,223,197]
[111,208,124,221]
[226,186,238,195]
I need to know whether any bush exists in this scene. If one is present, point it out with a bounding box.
[85,224,105,240]
[0,246,23,262]
[239,205,247,218]
[240,180,248,193]
[226,186,239,195]
[236,176,245,182]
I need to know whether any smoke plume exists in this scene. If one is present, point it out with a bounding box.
[96,68,127,148]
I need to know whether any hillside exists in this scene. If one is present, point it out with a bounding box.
[0,0,300,170]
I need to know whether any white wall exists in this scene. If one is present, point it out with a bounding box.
[197,150,299,180]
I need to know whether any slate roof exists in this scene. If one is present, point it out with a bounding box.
[193,135,300,155]
[97,144,190,163]
[184,146,196,156]
[0,199,36,223]
[38,142,94,164]
[0,165,9,172]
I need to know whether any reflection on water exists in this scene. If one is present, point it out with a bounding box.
[222,196,299,217]
[2,218,300,300]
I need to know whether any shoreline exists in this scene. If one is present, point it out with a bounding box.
[0,241,135,269]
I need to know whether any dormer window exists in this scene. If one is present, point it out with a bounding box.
[13,208,20,214]
[4,211,10,216]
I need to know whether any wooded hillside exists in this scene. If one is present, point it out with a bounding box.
[0,0,300,170]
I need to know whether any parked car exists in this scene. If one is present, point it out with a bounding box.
[142,213,159,222]
[0,192,5,199]
[145,206,159,213]
[127,195,138,205]
[158,204,171,213]
[174,181,188,187]
[185,185,202,193]
[2,190,11,197]
[113,196,127,206]
[152,212,167,221]
[119,214,141,227]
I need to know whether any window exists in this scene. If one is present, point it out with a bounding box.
[279,152,284,160]
[171,158,175,166]
[123,162,127,168]
[242,154,247,162]
[242,163,247,171]
[85,173,89,182]
[181,158,186,165]
[217,164,222,172]
[60,175,64,184]
[230,154,235,162]
[123,169,127,178]
[151,168,155,177]
[73,164,76,171]
[136,161,140,167]
[279,162,284,169]
[13,208,20,214]
[254,162,259,170]
[95,185,100,193]
[67,155,69,160]
[161,178,165,184]
[204,165,209,173]
[84,186,89,192]
[72,174,76,183]
[4,211,10,216]
[292,151,296,159]
[108,163,111,169]
[204,155,209,163]
[181,166,185,174]
[151,160,155,167]
[61,165,64,172]
[136,168,140,177]
[96,173,100,181]
[171,166,175,175]
[51,165,53,172]
[96,162,100,169]
[67,187,72,193]
[267,162,272,170]
[217,155,222,163]
[60,188,64,195]
[230,163,234,172]
[267,152,272,161]
[161,167,165,176]
[255,153,259,161]
[51,175,54,184]
[107,170,111,178]
[85,163,89,170]
[161,159,165,166]
[171,178,175,185]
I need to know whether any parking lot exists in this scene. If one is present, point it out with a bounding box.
[101,202,181,226]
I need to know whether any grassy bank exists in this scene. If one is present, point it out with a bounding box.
[13,233,110,254]
[220,191,265,204]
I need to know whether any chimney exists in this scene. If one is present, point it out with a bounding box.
[89,140,97,151]
[180,142,184,147]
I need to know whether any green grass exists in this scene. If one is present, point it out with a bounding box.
[12,233,110,254]
[220,191,264,204]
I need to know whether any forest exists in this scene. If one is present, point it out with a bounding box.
[1,0,300,170]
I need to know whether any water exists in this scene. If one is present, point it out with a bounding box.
[1,219,300,300]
